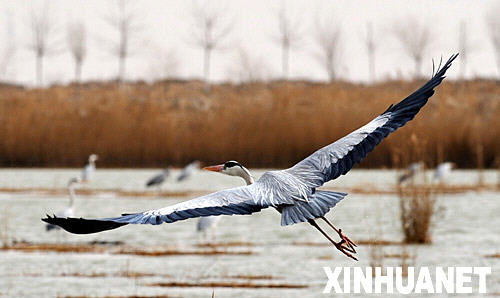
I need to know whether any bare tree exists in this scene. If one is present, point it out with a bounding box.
[313,15,342,82]
[0,12,16,81]
[190,1,233,93]
[102,0,143,83]
[275,3,303,80]
[394,17,433,79]
[458,21,473,79]
[363,22,377,83]
[228,47,269,83]
[67,21,87,83]
[26,2,59,86]
[487,5,500,77]
[148,47,179,81]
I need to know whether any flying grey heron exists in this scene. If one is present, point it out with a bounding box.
[46,177,80,231]
[81,154,98,182]
[42,54,458,260]
[177,161,201,182]
[197,161,254,241]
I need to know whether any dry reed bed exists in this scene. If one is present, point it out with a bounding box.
[293,239,404,247]
[195,241,254,248]
[0,80,498,168]
[27,271,277,281]
[1,241,254,256]
[25,271,170,279]
[146,281,307,289]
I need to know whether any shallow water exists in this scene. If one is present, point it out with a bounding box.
[0,169,498,297]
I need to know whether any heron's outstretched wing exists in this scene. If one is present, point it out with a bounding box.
[42,186,264,234]
[287,54,458,188]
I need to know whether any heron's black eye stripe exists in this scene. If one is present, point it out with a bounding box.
[224,161,240,168]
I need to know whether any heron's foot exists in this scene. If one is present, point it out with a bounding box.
[319,216,357,253]
[337,228,357,253]
[308,219,358,261]
[334,239,358,261]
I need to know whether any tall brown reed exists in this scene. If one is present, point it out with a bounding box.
[0,207,11,248]
[0,79,498,168]
[398,184,436,244]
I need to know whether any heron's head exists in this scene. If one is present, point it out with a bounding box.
[89,154,99,163]
[441,162,456,169]
[68,177,80,187]
[204,160,250,178]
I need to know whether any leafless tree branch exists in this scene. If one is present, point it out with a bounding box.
[227,47,270,83]
[313,13,342,82]
[458,21,473,79]
[274,3,304,80]
[26,1,60,86]
[67,21,87,83]
[190,0,234,93]
[101,0,144,83]
[0,12,16,81]
[394,17,433,79]
[363,22,377,83]
[148,47,179,81]
[487,5,500,77]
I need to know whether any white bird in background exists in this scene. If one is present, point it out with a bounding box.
[46,177,80,231]
[434,162,455,183]
[198,161,254,241]
[177,160,201,182]
[146,167,171,191]
[42,54,458,261]
[398,161,424,184]
[81,154,98,182]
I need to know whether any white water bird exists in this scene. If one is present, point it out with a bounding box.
[146,167,171,190]
[81,154,98,182]
[177,160,201,182]
[197,161,254,241]
[46,177,80,231]
[434,162,455,183]
[398,161,424,184]
[42,54,458,260]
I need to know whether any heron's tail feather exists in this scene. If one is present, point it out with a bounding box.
[280,191,347,226]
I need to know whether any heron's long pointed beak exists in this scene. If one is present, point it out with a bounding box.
[203,164,224,172]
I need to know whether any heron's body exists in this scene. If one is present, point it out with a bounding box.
[434,162,454,183]
[43,54,458,260]
[81,154,98,182]
[177,161,201,182]
[146,168,170,188]
[398,162,424,184]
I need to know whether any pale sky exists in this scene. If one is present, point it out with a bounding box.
[0,0,498,86]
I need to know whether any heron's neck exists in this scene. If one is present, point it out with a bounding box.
[68,185,76,208]
[239,167,254,185]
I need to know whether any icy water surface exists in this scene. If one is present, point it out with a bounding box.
[0,169,498,297]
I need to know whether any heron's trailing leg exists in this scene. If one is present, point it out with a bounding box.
[308,219,358,261]
[320,216,357,253]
